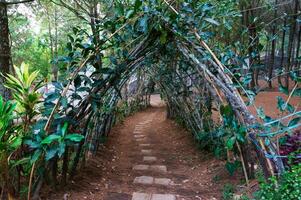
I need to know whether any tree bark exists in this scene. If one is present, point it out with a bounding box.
[0,2,11,100]
[285,0,299,89]
[295,25,301,72]
[279,18,287,86]
[268,0,278,88]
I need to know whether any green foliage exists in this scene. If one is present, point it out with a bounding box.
[4,63,43,123]
[0,96,21,153]
[225,160,241,176]
[2,0,301,197]
[25,122,84,162]
[255,163,301,200]
[0,96,22,198]
[222,183,235,200]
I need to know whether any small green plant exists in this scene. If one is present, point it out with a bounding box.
[4,63,43,131]
[212,175,221,183]
[25,122,84,163]
[222,183,235,200]
[255,163,301,200]
[0,96,22,200]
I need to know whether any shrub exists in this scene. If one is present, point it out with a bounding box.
[255,163,301,200]
[222,183,235,200]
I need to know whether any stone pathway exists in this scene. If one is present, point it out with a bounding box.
[48,104,228,200]
[131,119,177,200]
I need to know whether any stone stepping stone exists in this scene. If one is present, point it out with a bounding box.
[133,164,149,170]
[134,176,154,184]
[149,165,167,173]
[135,137,147,142]
[134,135,145,138]
[134,176,172,186]
[143,156,157,162]
[139,144,151,147]
[141,149,152,155]
[134,130,144,133]
[152,194,176,200]
[132,193,176,200]
[154,178,172,186]
[132,165,167,173]
[132,192,150,200]
[136,138,147,142]
[138,122,151,124]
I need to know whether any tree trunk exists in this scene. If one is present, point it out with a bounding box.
[0,3,11,100]
[268,0,278,88]
[89,1,102,71]
[61,147,69,185]
[247,8,258,89]
[53,6,59,81]
[295,25,301,72]
[285,0,299,89]
[279,18,287,86]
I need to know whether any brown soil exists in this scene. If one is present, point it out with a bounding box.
[45,96,241,200]
[250,78,301,119]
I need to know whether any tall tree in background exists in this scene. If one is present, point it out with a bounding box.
[40,1,60,81]
[0,0,33,100]
[285,0,299,88]
[50,0,113,70]
[268,0,278,88]
[240,0,262,89]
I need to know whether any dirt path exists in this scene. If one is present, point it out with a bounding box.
[46,96,240,200]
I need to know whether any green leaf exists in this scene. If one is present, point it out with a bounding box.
[293,88,301,97]
[159,30,168,44]
[74,75,81,88]
[58,142,66,157]
[61,97,68,109]
[139,15,148,33]
[220,105,233,117]
[125,10,135,19]
[288,117,301,127]
[41,135,61,145]
[277,96,286,111]
[279,84,289,95]
[31,149,42,164]
[65,134,84,142]
[236,127,246,143]
[11,157,30,168]
[286,103,295,113]
[10,136,22,149]
[115,2,124,16]
[134,0,142,11]
[61,122,69,137]
[257,107,265,119]
[45,148,58,161]
[226,136,236,150]
[225,161,240,176]
[264,138,270,145]
[24,140,40,149]
[204,18,220,26]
